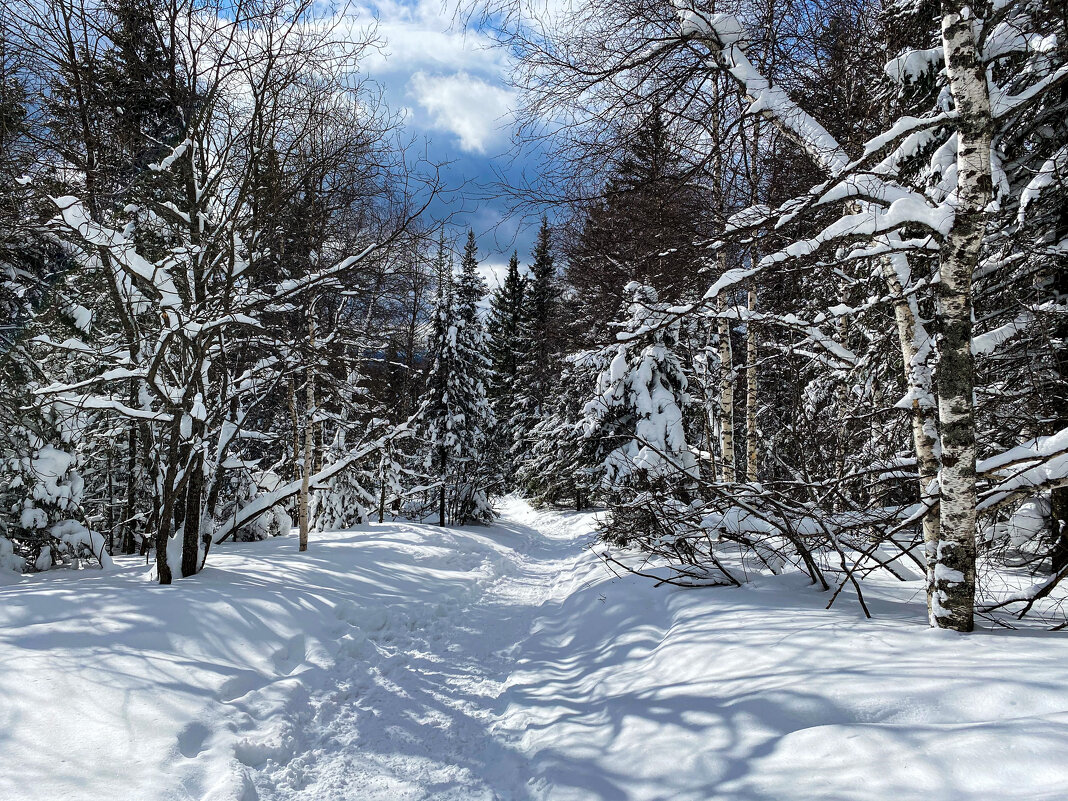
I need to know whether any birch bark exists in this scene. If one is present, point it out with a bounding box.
[299,312,317,553]
[931,1,992,631]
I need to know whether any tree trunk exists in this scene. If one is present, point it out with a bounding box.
[155,425,182,585]
[299,314,316,552]
[106,443,114,555]
[930,2,993,631]
[122,416,139,554]
[745,285,759,481]
[288,377,300,483]
[881,254,942,604]
[439,476,447,527]
[718,293,736,483]
[180,448,204,578]
[702,323,718,481]
[378,451,388,524]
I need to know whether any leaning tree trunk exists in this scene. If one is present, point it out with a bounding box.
[744,113,762,484]
[930,1,993,631]
[882,254,941,607]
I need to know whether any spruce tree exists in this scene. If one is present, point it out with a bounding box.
[518,350,607,510]
[418,231,496,525]
[512,218,560,465]
[583,283,696,543]
[486,251,526,484]
[457,230,485,325]
[562,110,708,349]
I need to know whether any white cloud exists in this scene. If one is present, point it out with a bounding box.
[478,260,510,291]
[349,0,508,77]
[408,71,515,153]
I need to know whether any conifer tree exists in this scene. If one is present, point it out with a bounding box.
[583,283,697,543]
[418,232,496,525]
[487,251,526,484]
[563,111,707,348]
[512,218,560,464]
[518,350,606,510]
[457,230,485,325]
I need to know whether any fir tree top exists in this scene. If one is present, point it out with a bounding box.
[457,229,486,326]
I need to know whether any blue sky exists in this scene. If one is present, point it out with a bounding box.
[349,0,537,288]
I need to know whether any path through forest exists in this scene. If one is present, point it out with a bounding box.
[244,496,595,800]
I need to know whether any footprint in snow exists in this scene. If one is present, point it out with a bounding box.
[177,721,211,759]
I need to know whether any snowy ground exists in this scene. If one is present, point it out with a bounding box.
[2,496,1067,801]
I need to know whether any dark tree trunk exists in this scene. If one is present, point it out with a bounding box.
[181,449,204,578]
[122,420,139,554]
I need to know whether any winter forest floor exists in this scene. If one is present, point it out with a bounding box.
[2,498,1068,801]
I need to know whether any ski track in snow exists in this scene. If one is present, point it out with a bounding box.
[2,496,1068,801]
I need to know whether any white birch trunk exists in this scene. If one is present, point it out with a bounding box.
[881,254,941,606]
[930,2,992,631]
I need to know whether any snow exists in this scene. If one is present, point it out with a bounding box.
[671,6,849,176]
[676,9,745,48]
[51,195,183,309]
[2,497,1068,800]
[150,139,191,172]
[972,311,1035,355]
[978,428,1068,511]
[1018,146,1068,222]
[884,48,943,85]
[66,303,93,332]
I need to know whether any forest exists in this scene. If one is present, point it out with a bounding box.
[3,0,1065,631]
[2,0,1068,797]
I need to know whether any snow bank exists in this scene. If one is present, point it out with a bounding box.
[1,499,1066,801]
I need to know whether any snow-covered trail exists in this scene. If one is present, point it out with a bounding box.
[3,496,1068,801]
[244,496,595,800]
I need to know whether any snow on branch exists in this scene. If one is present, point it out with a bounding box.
[673,3,849,176]
[50,196,183,310]
[977,428,1068,514]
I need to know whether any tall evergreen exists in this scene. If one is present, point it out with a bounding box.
[563,110,708,349]
[512,218,561,464]
[418,231,496,525]
[457,230,485,325]
[525,217,560,392]
[487,251,526,483]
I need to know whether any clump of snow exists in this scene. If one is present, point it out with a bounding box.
[674,4,746,48]
[231,469,294,541]
[885,47,944,85]
[0,537,23,575]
